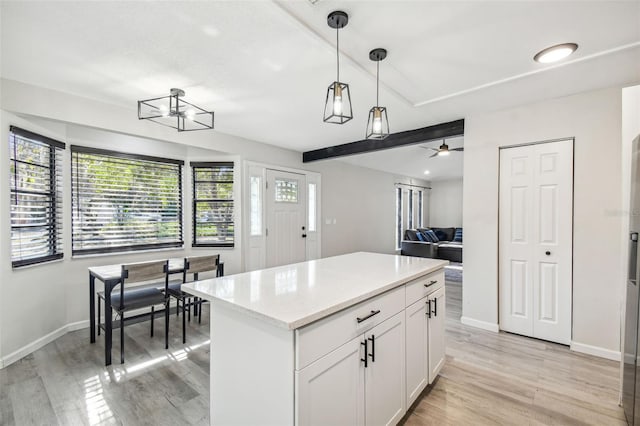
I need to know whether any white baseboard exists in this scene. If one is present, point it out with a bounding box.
[0,320,89,369]
[460,316,500,332]
[570,341,621,362]
[0,300,184,369]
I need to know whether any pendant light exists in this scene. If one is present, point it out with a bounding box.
[323,11,353,124]
[366,48,389,139]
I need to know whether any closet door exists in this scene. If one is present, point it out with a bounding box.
[499,139,573,345]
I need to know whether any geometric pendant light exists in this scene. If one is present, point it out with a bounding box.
[366,48,390,139]
[138,88,214,131]
[323,11,353,124]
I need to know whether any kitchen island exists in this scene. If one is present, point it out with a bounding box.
[183,251,448,425]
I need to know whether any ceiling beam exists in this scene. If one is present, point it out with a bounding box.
[302,119,464,163]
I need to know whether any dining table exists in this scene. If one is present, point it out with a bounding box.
[88,257,224,366]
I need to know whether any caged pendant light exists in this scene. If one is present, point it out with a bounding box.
[138,88,214,131]
[323,11,353,124]
[366,48,389,139]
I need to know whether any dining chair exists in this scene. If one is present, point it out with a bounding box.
[167,254,220,343]
[97,259,170,364]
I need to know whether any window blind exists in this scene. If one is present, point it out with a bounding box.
[191,162,234,247]
[9,126,65,267]
[71,146,183,255]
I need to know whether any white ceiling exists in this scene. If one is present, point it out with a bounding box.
[340,136,464,181]
[1,1,639,163]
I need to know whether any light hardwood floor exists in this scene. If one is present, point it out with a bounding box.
[0,272,626,425]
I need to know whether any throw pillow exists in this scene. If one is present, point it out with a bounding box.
[416,232,426,242]
[454,228,463,242]
[419,231,434,243]
[434,229,448,241]
[424,229,440,242]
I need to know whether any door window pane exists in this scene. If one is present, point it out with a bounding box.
[275,179,298,203]
[308,183,316,232]
[250,176,262,236]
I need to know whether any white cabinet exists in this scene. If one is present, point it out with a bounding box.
[295,270,446,426]
[428,286,446,383]
[405,297,429,407]
[365,311,406,426]
[296,336,365,426]
[405,284,446,407]
[297,312,406,426]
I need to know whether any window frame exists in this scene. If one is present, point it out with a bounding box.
[70,145,184,255]
[9,126,65,268]
[408,189,414,229]
[191,161,235,248]
[417,190,424,228]
[395,186,403,251]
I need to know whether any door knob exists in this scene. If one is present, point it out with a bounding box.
[302,234,307,238]
[545,251,551,256]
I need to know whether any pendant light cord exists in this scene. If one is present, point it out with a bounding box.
[376,60,380,107]
[336,27,340,83]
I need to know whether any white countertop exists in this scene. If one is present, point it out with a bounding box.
[182,252,448,330]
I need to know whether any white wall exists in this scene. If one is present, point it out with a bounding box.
[428,178,463,228]
[0,79,424,364]
[462,87,624,357]
[316,160,429,256]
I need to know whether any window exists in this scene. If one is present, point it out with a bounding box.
[9,126,65,267]
[192,162,234,247]
[275,178,298,203]
[395,187,403,251]
[250,176,262,236]
[417,190,424,228]
[408,189,414,229]
[71,146,183,255]
[308,183,316,232]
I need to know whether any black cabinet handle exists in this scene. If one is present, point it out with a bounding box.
[361,339,368,368]
[424,280,438,288]
[433,297,438,317]
[426,300,431,318]
[357,309,381,323]
[368,335,376,363]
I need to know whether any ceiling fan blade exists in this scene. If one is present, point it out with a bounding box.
[451,147,464,152]
[419,146,440,152]
[429,152,439,158]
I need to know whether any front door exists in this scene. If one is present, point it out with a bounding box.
[266,169,306,268]
[499,139,573,345]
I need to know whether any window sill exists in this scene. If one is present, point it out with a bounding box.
[71,245,185,259]
[11,257,64,270]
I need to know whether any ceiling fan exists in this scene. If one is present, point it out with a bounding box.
[420,139,464,158]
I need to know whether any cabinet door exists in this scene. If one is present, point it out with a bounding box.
[428,287,446,383]
[296,335,365,426]
[365,311,406,426]
[405,297,429,408]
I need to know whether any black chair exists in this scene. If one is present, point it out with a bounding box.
[167,255,220,343]
[98,260,170,364]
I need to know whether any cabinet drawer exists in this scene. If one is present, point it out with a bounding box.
[296,286,405,370]
[405,270,444,307]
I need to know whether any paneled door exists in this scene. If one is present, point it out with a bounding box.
[365,311,406,426]
[296,335,365,426]
[266,169,307,268]
[499,139,573,345]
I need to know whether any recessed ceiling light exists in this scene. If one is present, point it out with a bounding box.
[424,170,430,175]
[534,43,578,64]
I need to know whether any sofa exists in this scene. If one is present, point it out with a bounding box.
[401,227,463,263]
